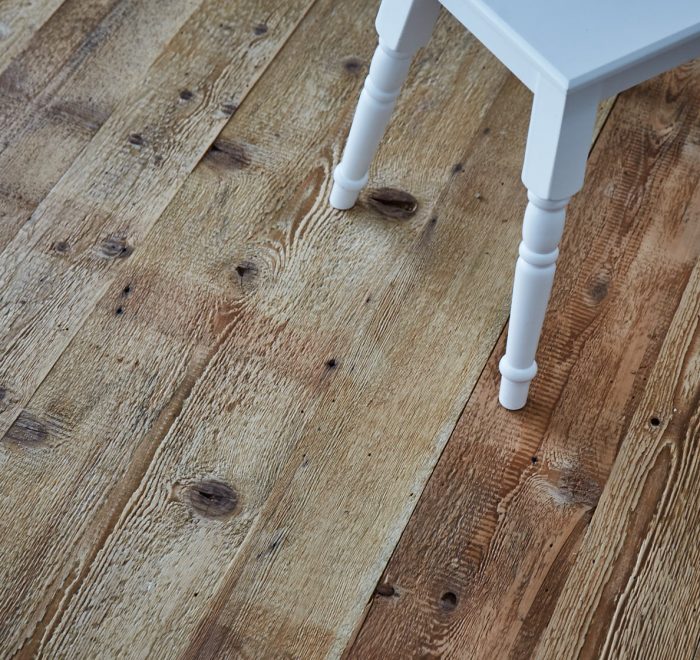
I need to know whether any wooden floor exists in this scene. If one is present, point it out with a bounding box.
[1,1,699,657]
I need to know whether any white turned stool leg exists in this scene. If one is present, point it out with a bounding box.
[498,194,568,409]
[330,0,440,209]
[498,77,600,409]
[330,43,412,209]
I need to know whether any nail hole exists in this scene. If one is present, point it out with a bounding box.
[375,584,395,597]
[179,89,194,101]
[440,591,458,611]
[650,416,661,427]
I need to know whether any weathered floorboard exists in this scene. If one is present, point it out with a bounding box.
[16,2,526,656]
[0,0,67,75]
[1,1,698,656]
[0,0,315,441]
[0,0,423,653]
[535,254,700,658]
[0,0,203,249]
[349,60,700,658]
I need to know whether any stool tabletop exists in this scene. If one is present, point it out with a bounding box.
[441,0,700,91]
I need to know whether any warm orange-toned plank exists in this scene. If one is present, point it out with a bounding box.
[536,253,700,659]
[349,61,700,658]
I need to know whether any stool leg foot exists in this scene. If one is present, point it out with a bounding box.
[331,0,440,210]
[329,178,361,210]
[498,374,531,411]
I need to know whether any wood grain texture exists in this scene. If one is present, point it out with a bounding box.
[1,1,698,657]
[0,0,315,441]
[0,0,314,655]
[349,60,700,658]
[0,0,66,75]
[13,3,526,656]
[536,256,700,659]
[0,0,203,249]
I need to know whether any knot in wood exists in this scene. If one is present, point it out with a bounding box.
[366,188,418,220]
[342,57,363,74]
[186,479,239,519]
[100,235,134,259]
[439,591,458,611]
[206,140,251,170]
[5,411,48,445]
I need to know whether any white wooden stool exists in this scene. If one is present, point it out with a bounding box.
[330,0,700,410]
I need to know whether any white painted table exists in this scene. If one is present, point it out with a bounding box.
[330,0,700,409]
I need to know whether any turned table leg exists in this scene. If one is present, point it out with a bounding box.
[330,0,440,209]
[499,78,601,409]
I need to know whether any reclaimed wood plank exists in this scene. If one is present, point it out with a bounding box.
[0,0,66,75]
[10,4,523,657]
[0,0,203,249]
[0,0,316,442]
[0,0,442,653]
[535,255,700,659]
[348,61,700,658]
